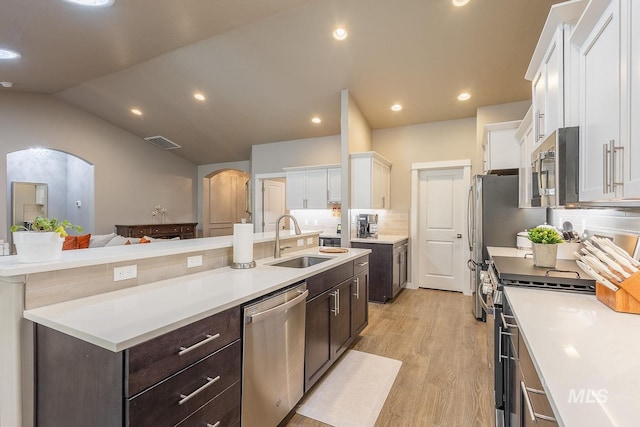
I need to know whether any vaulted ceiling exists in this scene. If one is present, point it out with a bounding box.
[1,0,562,165]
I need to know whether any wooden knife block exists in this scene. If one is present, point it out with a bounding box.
[596,271,640,314]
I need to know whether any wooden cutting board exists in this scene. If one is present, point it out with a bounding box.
[319,247,349,253]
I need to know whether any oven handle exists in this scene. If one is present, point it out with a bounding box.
[477,283,490,313]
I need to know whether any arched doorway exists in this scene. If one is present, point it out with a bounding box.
[203,169,250,237]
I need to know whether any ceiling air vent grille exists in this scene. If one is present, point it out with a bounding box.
[144,135,181,150]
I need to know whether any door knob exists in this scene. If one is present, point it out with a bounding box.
[457,234,462,238]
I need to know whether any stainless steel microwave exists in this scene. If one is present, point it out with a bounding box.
[531,127,579,207]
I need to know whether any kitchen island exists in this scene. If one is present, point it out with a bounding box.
[504,284,640,426]
[0,230,367,427]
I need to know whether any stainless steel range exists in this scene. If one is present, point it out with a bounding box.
[484,256,595,427]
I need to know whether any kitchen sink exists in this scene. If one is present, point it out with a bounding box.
[268,255,332,268]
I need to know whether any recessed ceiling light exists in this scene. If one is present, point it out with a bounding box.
[390,104,402,112]
[452,0,470,6]
[193,92,206,101]
[333,28,348,41]
[62,0,114,7]
[311,117,322,124]
[0,48,21,60]
[131,108,142,116]
[457,92,471,101]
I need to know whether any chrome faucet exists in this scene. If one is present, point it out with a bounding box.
[274,214,302,258]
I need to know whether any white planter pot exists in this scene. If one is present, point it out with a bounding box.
[531,243,558,268]
[12,231,63,263]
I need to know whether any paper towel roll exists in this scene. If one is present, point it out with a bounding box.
[233,222,254,264]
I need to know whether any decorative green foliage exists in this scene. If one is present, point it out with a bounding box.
[11,216,83,237]
[528,226,563,244]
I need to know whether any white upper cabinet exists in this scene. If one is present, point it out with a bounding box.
[483,121,520,173]
[571,0,640,201]
[516,108,535,208]
[351,152,391,209]
[526,0,587,146]
[327,168,341,203]
[285,167,330,209]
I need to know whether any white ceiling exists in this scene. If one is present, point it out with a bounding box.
[1,0,562,165]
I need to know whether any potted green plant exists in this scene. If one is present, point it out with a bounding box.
[528,226,563,267]
[11,216,83,263]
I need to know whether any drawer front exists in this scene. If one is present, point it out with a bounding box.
[128,341,241,427]
[306,261,354,300]
[353,255,370,275]
[152,225,181,235]
[127,306,241,396]
[176,381,241,427]
[181,224,195,233]
[131,227,150,238]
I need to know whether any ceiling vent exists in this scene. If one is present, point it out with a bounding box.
[144,135,181,150]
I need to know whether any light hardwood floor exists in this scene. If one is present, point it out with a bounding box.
[286,288,494,427]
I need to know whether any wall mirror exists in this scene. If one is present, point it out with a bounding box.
[12,182,48,228]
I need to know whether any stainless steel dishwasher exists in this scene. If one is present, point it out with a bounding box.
[241,282,308,427]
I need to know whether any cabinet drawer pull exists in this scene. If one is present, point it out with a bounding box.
[178,375,220,405]
[178,333,221,356]
[206,422,221,427]
[521,380,557,423]
[357,261,369,267]
[500,312,517,329]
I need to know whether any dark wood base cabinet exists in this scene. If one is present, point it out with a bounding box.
[304,254,369,391]
[351,239,408,303]
[35,306,241,427]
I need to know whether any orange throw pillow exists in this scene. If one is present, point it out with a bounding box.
[139,237,151,244]
[62,236,78,250]
[77,234,92,249]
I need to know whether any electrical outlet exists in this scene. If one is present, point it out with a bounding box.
[114,265,137,281]
[187,255,203,268]
[297,239,304,246]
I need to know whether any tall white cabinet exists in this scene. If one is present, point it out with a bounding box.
[285,167,329,209]
[351,152,392,209]
[572,0,640,200]
[516,108,535,208]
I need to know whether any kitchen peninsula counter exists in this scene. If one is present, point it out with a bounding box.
[350,234,408,245]
[22,247,370,352]
[504,286,640,426]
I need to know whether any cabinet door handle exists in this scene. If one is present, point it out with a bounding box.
[521,380,557,423]
[603,143,611,193]
[612,140,624,190]
[354,277,360,299]
[537,112,545,140]
[178,333,221,356]
[331,290,339,316]
[178,375,220,405]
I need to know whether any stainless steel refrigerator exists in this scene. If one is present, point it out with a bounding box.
[468,174,546,319]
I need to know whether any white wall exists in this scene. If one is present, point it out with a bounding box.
[251,135,341,175]
[0,93,198,237]
[373,117,477,210]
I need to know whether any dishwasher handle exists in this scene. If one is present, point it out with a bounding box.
[247,289,308,324]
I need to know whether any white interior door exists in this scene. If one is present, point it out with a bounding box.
[263,179,285,232]
[418,167,467,293]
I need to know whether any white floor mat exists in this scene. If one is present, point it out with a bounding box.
[296,349,402,427]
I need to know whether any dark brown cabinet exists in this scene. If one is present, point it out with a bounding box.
[351,239,408,303]
[115,223,197,240]
[304,254,369,391]
[35,306,241,427]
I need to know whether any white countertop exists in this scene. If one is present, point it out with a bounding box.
[0,229,321,277]
[23,247,370,352]
[351,234,408,245]
[488,244,580,260]
[504,287,640,426]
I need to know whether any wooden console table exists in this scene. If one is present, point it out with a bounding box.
[115,223,197,240]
